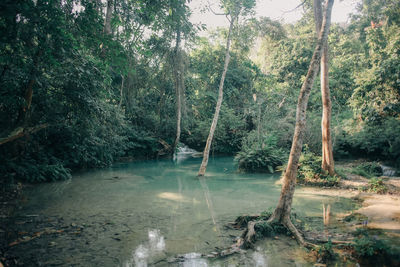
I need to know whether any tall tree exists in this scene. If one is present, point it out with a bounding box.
[198,0,255,176]
[197,9,236,176]
[104,0,113,35]
[314,0,334,175]
[170,0,192,154]
[172,27,185,153]
[267,0,334,245]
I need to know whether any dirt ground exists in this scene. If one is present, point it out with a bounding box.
[336,161,400,231]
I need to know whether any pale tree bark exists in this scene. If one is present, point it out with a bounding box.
[172,28,185,154]
[104,0,113,35]
[198,12,237,176]
[314,0,335,175]
[267,0,334,245]
[95,0,102,16]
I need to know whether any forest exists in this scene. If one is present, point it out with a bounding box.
[0,0,399,266]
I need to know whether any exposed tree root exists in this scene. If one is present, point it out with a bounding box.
[233,215,351,250]
[237,221,256,249]
[282,217,315,249]
[169,213,354,264]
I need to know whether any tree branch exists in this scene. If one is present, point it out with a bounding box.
[0,124,49,146]
[282,0,307,14]
[207,1,227,16]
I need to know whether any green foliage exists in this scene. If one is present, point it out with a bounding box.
[0,155,71,183]
[350,1,400,121]
[354,235,387,257]
[351,228,400,266]
[343,212,368,223]
[0,0,195,182]
[334,167,348,180]
[124,127,160,159]
[254,221,290,238]
[316,240,337,263]
[184,39,262,154]
[335,118,400,167]
[352,229,389,257]
[297,146,340,186]
[350,162,383,178]
[0,0,399,185]
[235,133,285,173]
[364,178,388,194]
[233,211,272,228]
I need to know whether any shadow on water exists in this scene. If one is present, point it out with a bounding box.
[16,156,358,266]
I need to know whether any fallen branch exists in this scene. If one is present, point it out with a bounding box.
[157,138,172,156]
[8,228,63,247]
[166,245,245,264]
[0,124,48,146]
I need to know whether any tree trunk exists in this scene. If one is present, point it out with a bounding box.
[17,49,42,125]
[315,0,335,175]
[321,46,334,174]
[268,0,334,242]
[95,0,102,16]
[173,28,184,154]
[119,74,124,107]
[104,0,113,35]
[197,13,236,176]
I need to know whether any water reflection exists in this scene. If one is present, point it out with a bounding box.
[181,253,208,267]
[124,229,165,267]
[252,247,268,267]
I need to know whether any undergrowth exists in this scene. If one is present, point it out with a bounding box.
[363,178,388,194]
[350,162,383,178]
[351,228,400,266]
[297,146,341,187]
[235,133,285,173]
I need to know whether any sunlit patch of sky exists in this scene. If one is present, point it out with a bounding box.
[189,0,361,29]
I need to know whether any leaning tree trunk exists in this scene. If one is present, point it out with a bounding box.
[197,13,236,176]
[267,0,334,245]
[0,46,44,147]
[172,27,184,154]
[314,0,335,175]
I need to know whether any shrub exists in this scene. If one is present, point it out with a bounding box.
[364,178,388,194]
[351,229,400,266]
[1,156,72,183]
[334,117,400,167]
[350,162,383,178]
[316,240,337,263]
[352,229,390,258]
[297,146,341,186]
[235,133,285,173]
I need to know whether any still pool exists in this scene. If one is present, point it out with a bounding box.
[17,157,357,266]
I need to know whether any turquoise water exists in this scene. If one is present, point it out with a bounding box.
[19,157,356,266]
